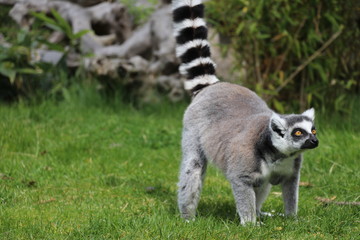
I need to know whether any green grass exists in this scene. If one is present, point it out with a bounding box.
[0,92,359,239]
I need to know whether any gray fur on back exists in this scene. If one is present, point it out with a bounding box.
[184,82,271,172]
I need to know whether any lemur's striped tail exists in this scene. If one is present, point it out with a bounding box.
[172,0,219,94]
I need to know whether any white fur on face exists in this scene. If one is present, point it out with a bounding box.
[292,120,313,134]
[271,133,293,155]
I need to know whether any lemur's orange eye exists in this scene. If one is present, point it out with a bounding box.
[294,131,302,136]
[312,129,317,135]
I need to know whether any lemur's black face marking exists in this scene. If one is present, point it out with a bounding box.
[299,127,319,149]
[290,126,318,149]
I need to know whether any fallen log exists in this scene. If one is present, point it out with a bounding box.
[6,0,132,53]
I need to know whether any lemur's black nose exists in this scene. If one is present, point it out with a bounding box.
[301,136,319,149]
[310,139,319,147]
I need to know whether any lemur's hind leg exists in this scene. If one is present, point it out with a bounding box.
[178,131,207,220]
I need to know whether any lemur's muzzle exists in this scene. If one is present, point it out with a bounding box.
[301,135,319,149]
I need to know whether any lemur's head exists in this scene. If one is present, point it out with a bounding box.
[269,108,319,155]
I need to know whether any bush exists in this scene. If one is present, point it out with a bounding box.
[0,7,90,102]
[206,0,360,113]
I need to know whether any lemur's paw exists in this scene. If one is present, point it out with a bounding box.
[185,218,195,223]
[181,213,195,223]
[242,221,264,227]
[257,211,274,217]
[255,221,265,227]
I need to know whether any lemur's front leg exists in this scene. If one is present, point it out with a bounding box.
[230,176,257,225]
[255,183,272,217]
[281,155,302,216]
[281,176,299,216]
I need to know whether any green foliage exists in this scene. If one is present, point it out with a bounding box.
[119,0,158,26]
[0,5,18,41]
[0,92,359,238]
[206,0,360,113]
[0,7,91,101]
[0,31,43,84]
[31,9,90,51]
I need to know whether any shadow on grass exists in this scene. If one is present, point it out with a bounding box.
[198,200,239,222]
[143,184,178,215]
[146,184,239,222]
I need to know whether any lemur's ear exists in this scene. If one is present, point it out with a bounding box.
[270,113,287,137]
[302,108,315,121]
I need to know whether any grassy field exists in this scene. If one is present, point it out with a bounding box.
[0,92,359,239]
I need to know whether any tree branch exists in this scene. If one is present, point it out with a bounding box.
[273,26,344,96]
[315,197,360,206]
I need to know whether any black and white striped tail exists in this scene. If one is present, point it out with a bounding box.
[172,0,219,94]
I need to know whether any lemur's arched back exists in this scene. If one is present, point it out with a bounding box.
[172,0,219,94]
[173,0,319,225]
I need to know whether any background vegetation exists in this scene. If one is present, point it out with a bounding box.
[207,0,359,113]
[0,0,359,239]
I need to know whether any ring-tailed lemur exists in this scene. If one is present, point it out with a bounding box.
[173,0,319,225]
